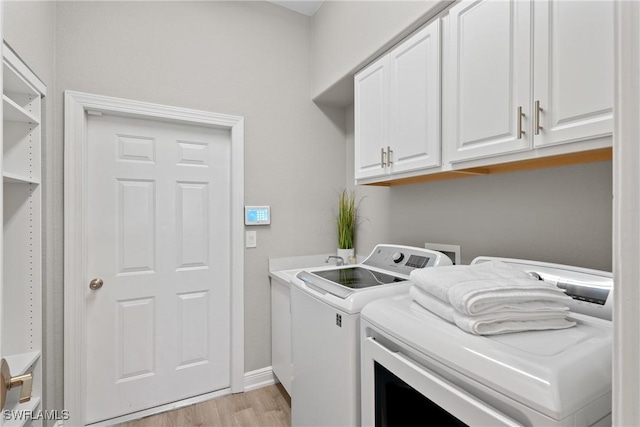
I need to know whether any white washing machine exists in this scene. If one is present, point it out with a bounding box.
[360,257,613,426]
[290,244,452,427]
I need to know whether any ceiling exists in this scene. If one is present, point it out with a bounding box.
[267,0,324,16]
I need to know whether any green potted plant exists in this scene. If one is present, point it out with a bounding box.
[337,189,357,264]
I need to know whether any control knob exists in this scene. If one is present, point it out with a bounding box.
[392,252,404,264]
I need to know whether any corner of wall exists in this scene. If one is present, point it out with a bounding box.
[311,0,451,107]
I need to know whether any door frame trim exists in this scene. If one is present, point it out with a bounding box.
[63,91,245,426]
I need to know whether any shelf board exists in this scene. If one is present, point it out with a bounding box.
[3,95,39,124]
[3,396,41,427]
[366,147,613,187]
[2,172,40,185]
[3,351,40,376]
[1,353,41,427]
[3,60,39,98]
[1,351,41,427]
[3,43,46,96]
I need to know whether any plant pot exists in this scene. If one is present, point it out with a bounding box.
[337,248,355,265]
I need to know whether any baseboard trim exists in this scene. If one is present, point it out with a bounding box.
[63,367,277,426]
[243,366,278,391]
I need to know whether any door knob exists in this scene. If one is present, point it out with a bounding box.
[89,278,104,290]
[1,358,33,410]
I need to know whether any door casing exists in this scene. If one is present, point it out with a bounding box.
[63,91,245,426]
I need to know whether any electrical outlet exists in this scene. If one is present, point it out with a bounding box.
[424,242,461,265]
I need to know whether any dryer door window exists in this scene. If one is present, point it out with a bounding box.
[375,362,468,426]
[361,337,522,427]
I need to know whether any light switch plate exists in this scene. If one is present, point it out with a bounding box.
[246,231,257,248]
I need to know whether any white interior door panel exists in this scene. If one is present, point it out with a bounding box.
[85,114,231,424]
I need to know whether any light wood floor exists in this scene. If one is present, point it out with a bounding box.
[117,384,291,427]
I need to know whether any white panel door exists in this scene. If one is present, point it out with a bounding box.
[85,114,231,424]
[446,0,531,163]
[389,19,441,174]
[355,55,389,180]
[533,0,613,148]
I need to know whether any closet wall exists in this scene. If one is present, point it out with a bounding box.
[3,0,57,417]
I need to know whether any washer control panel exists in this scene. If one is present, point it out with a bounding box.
[363,244,452,275]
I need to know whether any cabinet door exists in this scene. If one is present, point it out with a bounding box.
[388,19,441,174]
[533,0,613,148]
[270,279,291,394]
[354,55,389,180]
[446,0,531,163]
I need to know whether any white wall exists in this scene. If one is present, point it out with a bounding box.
[54,0,347,372]
[613,1,640,422]
[386,162,613,270]
[311,0,450,105]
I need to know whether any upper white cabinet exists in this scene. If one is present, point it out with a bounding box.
[445,0,532,163]
[354,0,613,185]
[355,19,441,182]
[354,55,388,181]
[532,0,613,148]
[445,0,613,163]
[388,20,441,175]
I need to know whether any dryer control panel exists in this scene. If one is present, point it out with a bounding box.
[472,257,613,321]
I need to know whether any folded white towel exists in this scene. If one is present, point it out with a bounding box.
[409,261,533,302]
[410,286,576,335]
[409,285,569,319]
[410,285,456,322]
[410,261,572,316]
[448,278,572,316]
[457,315,576,335]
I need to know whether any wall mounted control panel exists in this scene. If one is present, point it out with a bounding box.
[245,206,271,225]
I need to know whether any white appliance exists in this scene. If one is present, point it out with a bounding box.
[360,257,613,427]
[290,244,452,427]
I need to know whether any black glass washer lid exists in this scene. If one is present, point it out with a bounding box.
[310,267,406,289]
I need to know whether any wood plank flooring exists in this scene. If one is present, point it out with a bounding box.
[117,384,291,427]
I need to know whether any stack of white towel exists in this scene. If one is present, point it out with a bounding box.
[408,260,576,335]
